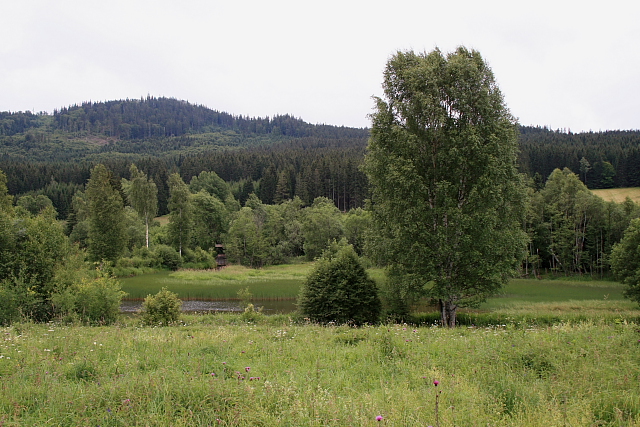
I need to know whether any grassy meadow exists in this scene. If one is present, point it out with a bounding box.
[2,315,639,426]
[3,264,639,425]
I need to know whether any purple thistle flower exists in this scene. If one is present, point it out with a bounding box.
[433,380,439,386]
[245,366,250,372]
[376,415,383,421]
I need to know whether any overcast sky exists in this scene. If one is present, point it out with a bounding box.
[1,0,638,132]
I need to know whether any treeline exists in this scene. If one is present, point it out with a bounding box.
[3,98,640,223]
[525,168,639,277]
[2,160,640,325]
[519,126,640,189]
[1,137,369,218]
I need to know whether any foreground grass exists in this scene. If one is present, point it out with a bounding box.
[1,316,639,426]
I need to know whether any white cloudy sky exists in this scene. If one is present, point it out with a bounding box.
[1,0,638,132]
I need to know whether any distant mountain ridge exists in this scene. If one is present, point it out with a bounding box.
[0,96,369,140]
[3,97,640,202]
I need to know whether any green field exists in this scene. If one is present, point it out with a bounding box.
[2,317,639,426]
[4,265,640,425]
[121,263,630,307]
[120,263,313,300]
[592,187,640,203]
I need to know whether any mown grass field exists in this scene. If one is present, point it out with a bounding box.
[592,187,640,203]
[2,315,639,426]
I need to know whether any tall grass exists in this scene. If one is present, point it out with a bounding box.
[120,264,313,300]
[1,318,639,426]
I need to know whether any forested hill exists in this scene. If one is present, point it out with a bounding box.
[1,96,369,140]
[2,96,640,218]
[0,97,371,217]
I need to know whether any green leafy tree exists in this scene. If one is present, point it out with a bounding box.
[539,168,603,274]
[16,194,54,216]
[599,161,616,189]
[0,169,13,213]
[67,190,89,246]
[579,157,591,186]
[190,190,229,250]
[126,164,158,248]
[53,269,126,325]
[610,218,640,304]
[364,47,528,327]
[226,206,269,267]
[167,173,192,257]
[301,197,344,260]
[343,207,371,256]
[122,206,146,250]
[85,164,127,262]
[277,197,305,258]
[298,243,380,325]
[0,205,73,322]
[189,170,230,201]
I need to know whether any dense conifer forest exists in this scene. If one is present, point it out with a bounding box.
[2,96,640,218]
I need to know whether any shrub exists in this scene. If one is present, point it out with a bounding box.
[52,272,127,325]
[140,287,182,325]
[298,244,381,325]
[152,245,182,270]
[0,283,24,325]
[182,247,216,269]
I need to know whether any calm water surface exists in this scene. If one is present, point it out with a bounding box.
[121,299,297,314]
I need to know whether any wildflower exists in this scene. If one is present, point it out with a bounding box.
[433,380,439,386]
[376,415,383,421]
[245,366,250,372]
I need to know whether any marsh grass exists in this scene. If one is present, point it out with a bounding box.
[120,263,313,300]
[483,278,626,308]
[1,318,639,426]
[121,264,626,303]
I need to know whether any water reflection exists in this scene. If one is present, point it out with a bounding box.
[120,299,297,314]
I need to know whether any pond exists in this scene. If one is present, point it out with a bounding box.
[120,299,298,314]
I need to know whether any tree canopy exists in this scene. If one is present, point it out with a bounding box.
[85,164,127,262]
[364,47,528,326]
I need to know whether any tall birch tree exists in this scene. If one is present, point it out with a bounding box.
[167,173,191,257]
[126,164,158,248]
[86,164,126,262]
[364,47,528,327]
